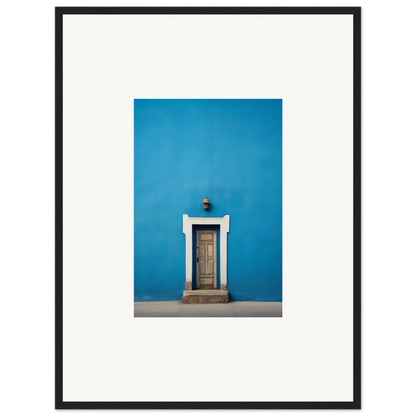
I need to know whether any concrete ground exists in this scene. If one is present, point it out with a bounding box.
[134,301,282,317]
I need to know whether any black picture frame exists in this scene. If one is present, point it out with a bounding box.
[56,6,361,409]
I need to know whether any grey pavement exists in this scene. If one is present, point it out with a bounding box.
[134,301,282,317]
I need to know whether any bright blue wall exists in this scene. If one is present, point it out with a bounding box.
[134,99,282,302]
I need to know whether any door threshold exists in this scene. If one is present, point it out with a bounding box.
[182,289,229,304]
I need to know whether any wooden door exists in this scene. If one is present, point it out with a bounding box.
[196,230,217,289]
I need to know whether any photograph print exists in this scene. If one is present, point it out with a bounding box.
[134,99,282,317]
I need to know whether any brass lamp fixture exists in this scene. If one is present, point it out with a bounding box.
[202,197,210,210]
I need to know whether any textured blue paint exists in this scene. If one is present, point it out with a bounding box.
[134,99,282,302]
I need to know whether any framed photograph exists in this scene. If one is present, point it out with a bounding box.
[56,7,361,409]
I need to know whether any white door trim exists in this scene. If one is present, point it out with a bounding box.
[183,214,230,291]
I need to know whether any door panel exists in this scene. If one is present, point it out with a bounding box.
[196,230,216,289]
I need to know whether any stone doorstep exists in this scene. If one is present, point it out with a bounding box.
[182,289,229,304]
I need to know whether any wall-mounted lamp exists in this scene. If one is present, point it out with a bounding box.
[202,197,210,210]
